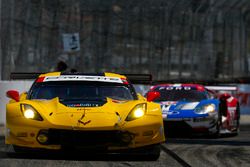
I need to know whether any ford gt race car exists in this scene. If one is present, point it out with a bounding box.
[147,84,240,137]
[5,72,165,159]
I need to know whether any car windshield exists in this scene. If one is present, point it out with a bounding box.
[29,81,135,101]
[153,89,207,102]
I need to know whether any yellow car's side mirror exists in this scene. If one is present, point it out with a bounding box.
[6,90,20,102]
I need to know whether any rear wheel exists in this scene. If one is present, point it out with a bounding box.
[234,103,240,135]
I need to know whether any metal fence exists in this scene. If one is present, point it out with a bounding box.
[1,0,250,80]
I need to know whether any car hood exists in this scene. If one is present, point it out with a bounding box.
[25,97,139,130]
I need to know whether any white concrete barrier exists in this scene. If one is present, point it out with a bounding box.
[0,81,33,125]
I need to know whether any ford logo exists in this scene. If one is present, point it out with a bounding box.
[167,110,180,115]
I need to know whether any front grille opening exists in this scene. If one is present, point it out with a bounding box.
[40,129,133,148]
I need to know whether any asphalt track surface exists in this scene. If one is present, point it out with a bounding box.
[0,125,250,167]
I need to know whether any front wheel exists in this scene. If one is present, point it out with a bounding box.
[211,113,222,138]
[139,144,161,160]
[125,144,161,161]
[145,144,161,160]
[13,145,33,153]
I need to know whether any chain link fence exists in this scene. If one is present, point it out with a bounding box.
[1,0,250,80]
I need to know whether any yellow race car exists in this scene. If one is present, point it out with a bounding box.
[5,72,165,159]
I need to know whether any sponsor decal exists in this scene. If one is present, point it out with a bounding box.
[159,86,192,90]
[161,104,171,113]
[41,75,123,83]
[167,110,180,115]
[160,101,177,105]
[67,103,100,107]
[160,101,177,118]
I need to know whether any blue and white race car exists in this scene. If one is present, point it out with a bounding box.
[146,84,221,136]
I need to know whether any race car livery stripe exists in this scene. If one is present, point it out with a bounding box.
[40,75,123,83]
[121,78,129,84]
[227,96,234,103]
[36,76,45,83]
[180,102,199,110]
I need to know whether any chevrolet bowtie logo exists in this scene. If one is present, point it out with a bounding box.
[78,119,91,125]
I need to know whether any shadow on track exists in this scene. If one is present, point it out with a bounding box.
[164,124,250,147]
[1,150,158,161]
[166,138,250,146]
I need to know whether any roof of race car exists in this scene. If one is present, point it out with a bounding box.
[150,83,205,91]
[36,72,128,83]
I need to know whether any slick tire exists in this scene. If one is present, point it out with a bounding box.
[147,144,161,160]
[12,145,42,154]
[235,103,240,135]
[128,144,161,161]
[140,144,161,161]
[211,113,222,138]
[13,145,30,153]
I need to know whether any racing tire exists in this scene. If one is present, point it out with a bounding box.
[145,144,161,161]
[138,144,161,161]
[12,145,47,154]
[211,113,222,138]
[13,145,26,153]
[6,145,33,158]
[234,103,240,136]
[126,144,161,161]
[13,145,33,153]
[227,103,241,137]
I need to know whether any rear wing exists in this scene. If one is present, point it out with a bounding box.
[152,78,250,85]
[10,73,152,84]
[122,74,152,84]
[10,73,42,80]
[205,86,237,91]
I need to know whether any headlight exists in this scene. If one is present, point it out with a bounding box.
[194,104,216,114]
[20,104,43,121]
[126,103,147,121]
